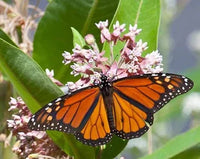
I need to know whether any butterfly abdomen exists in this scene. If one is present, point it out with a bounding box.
[103,95,115,130]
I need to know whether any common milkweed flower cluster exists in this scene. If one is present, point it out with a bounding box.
[62,20,163,91]
[0,0,44,54]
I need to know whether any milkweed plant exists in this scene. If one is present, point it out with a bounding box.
[0,1,198,159]
[6,20,163,159]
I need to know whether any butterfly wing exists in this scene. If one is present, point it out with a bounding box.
[28,86,111,145]
[28,73,193,145]
[112,73,193,139]
[75,94,112,146]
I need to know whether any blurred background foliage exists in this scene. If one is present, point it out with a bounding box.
[0,0,200,159]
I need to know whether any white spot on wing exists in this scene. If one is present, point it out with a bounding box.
[152,74,158,76]
[55,98,62,102]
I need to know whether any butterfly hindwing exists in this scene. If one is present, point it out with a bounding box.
[112,91,151,139]
[75,94,112,146]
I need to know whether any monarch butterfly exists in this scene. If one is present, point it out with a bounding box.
[28,73,193,146]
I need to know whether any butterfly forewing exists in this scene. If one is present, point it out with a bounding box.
[28,87,101,134]
[113,73,193,114]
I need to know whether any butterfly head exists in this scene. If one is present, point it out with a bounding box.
[100,74,108,81]
[99,74,112,89]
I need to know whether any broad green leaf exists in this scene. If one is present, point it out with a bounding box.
[0,39,62,109]
[33,0,119,83]
[140,126,200,159]
[0,28,17,47]
[104,0,160,57]
[0,38,95,159]
[100,135,128,159]
[171,145,200,159]
[71,27,86,47]
[0,29,17,80]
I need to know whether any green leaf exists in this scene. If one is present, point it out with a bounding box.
[171,145,200,159]
[0,39,62,108]
[33,0,119,83]
[100,135,128,159]
[0,29,17,80]
[140,126,200,159]
[71,27,86,47]
[104,0,160,57]
[0,38,96,159]
[0,28,17,47]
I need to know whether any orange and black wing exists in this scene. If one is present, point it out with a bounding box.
[75,94,112,146]
[112,73,193,139]
[28,86,112,146]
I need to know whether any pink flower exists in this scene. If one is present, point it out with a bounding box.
[85,34,96,45]
[62,51,72,64]
[104,62,127,79]
[45,69,63,86]
[111,21,126,44]
[71,63,93,76]
[144,50,162,66]
[8,97,25,111]
[95,20,111,43]
[26,131,46,139]
[140,50,163,73]
[123,24,142,42]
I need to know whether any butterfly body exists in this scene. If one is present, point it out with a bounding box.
[98,75,115,130]
[28,73,193,146]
